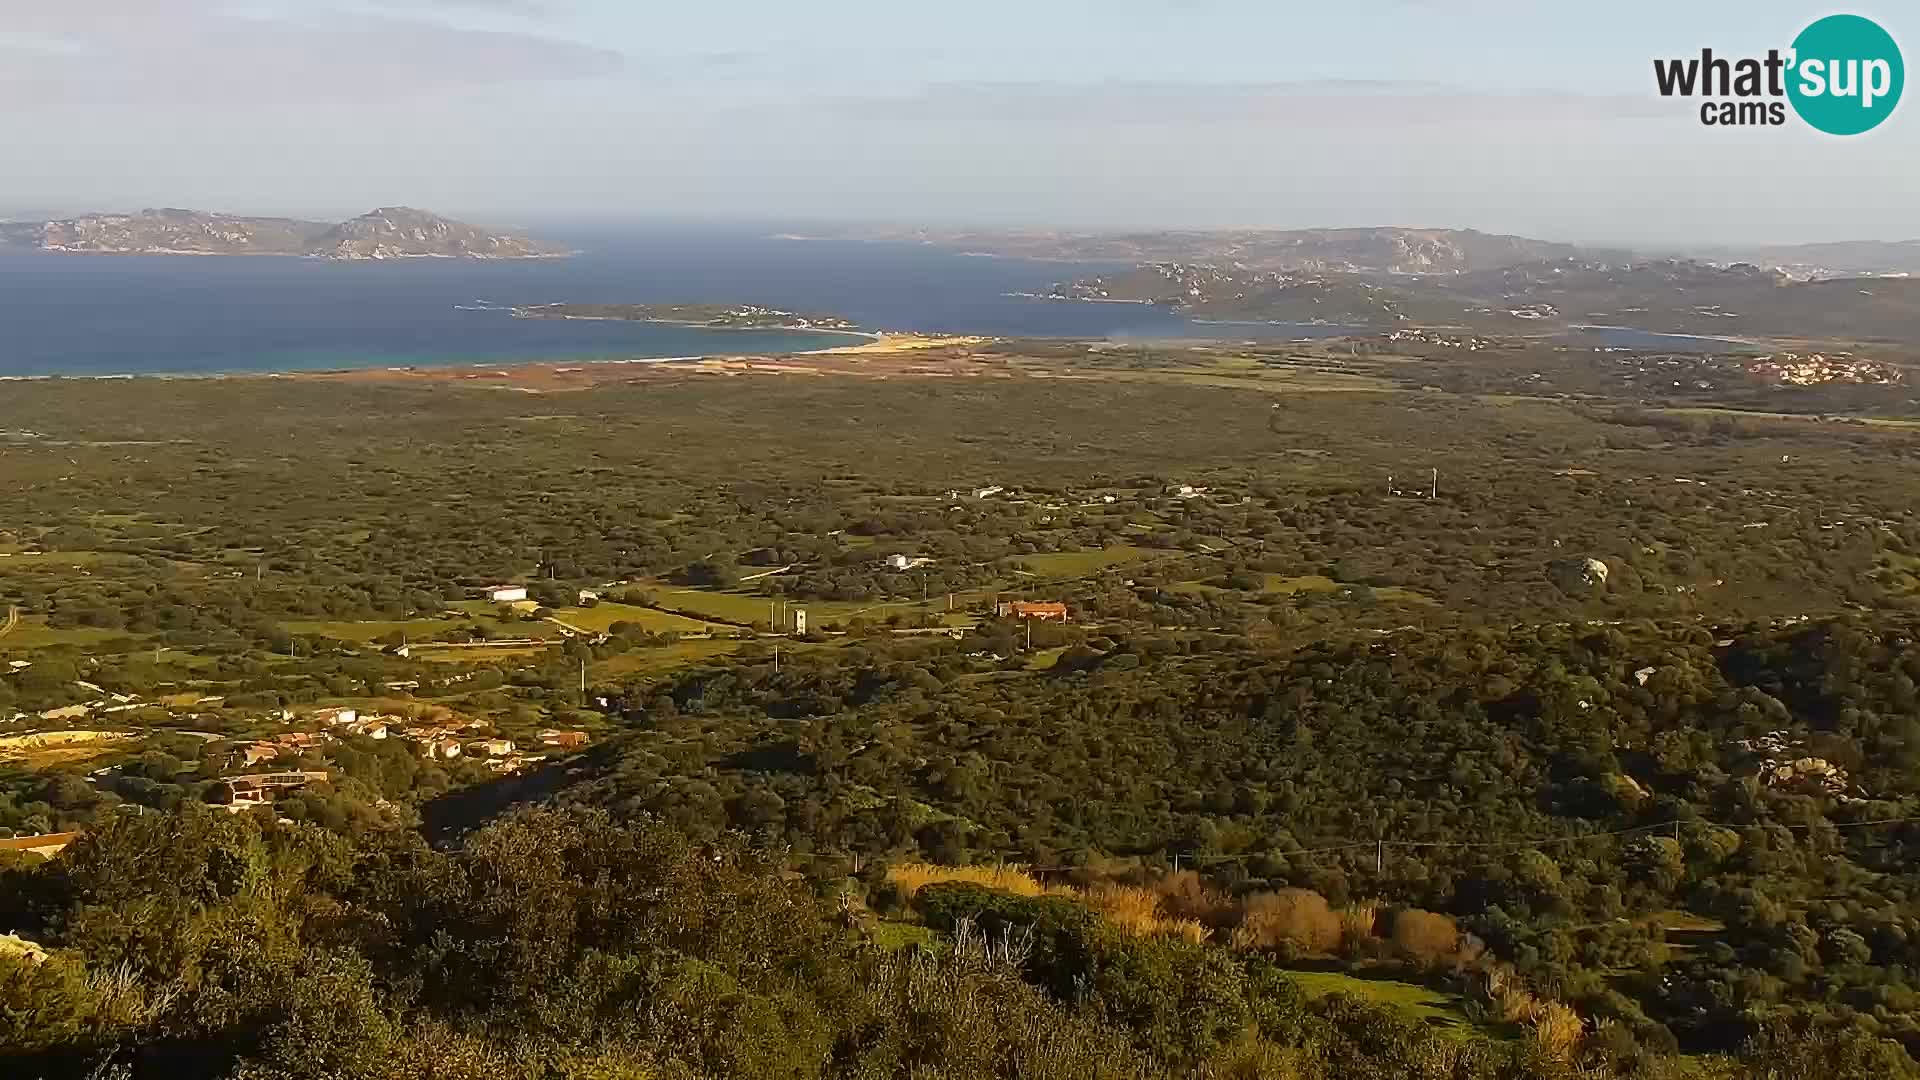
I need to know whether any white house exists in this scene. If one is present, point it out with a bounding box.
[311,706,358,727]
[484,585,529,603]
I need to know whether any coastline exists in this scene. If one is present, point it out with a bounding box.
[0,331,981,384]
[26,247,576,262]
[512,312,881,342]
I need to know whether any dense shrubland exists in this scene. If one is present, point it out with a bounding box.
[2,807,1913,1079]
[534,615,1920,1064]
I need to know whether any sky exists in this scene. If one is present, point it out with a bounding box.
[1,0,1915,246]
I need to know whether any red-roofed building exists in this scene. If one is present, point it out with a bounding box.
[996,601,1068,622]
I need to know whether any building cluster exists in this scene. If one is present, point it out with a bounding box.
[222,707,576,776]
[1385,328,1491,350]
[1747,352,1903,387]
[1735,730,1862,802]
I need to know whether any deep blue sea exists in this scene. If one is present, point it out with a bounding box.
[0,225,1749,376]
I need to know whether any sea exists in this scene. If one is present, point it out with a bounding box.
[0,224,1750,377]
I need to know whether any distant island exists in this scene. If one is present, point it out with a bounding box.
[786,225,1608,274]
[792,223,1920,280]
[0,206,567,260]
[509,302,867,334]
[1031,258,1920,344]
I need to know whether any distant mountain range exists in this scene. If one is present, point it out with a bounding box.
[806,225,1600,274]
[808,224,1920,279]
[0,207,566,260]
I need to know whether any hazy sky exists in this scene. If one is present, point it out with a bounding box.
[2,0,1914,245]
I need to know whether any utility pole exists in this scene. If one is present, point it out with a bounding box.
[1376,837,1385,875]
[579,656,586,696]
[1431,468,1438,500]
[773,641,780,674]
[1025,618,1033,653]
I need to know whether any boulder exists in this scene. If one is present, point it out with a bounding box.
[1547,556,1611,595]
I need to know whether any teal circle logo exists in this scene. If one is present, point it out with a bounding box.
[1788,14,1903,135]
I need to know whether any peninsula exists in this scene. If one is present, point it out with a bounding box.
[509,302,867,333]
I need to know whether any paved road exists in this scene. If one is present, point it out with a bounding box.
[0,606,18,639]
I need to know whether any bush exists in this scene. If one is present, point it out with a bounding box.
[1390,908,1461,966]
[1231,889,1343,955]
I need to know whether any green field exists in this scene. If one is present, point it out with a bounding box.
[0,550,142,569]
[281,617,470,643]
[1168,574,1434,606]
[409,645,551,664]
[1282,970,1476,1038]
[551,602,720,635]
[0,617,136,650]
[1014,545,1156,579]
[590,640,746,679]
[641,584,881,626]
[1025,646,1069,671]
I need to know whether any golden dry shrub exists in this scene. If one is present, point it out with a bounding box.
[886,863,1045,898]
[1152,870,1234,927]
[1156,918,1211,944]
[1530,1001,1584,1060]
[1076,884,1211,942]
[1495,983,1544,1025]
[1081,884,1165,936]
[1389,908,1460,965]
[1340,902,1381,948]
[1231,889,1343,954]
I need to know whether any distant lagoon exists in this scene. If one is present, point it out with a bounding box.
[0,225,1754,376]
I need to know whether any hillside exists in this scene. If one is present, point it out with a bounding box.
[0,206,565,260]
[815,224,1593,273]
[7,350,1920,1074]
[309,206,566,260]
[1042,258,1920,341]
[1704,238,1920,277]
[474,615,1920,1065]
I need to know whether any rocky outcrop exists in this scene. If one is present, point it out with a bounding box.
[310,207,563,260]
[1547,557,1610,595]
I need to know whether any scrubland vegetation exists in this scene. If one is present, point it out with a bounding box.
[6,341,1920,1075]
